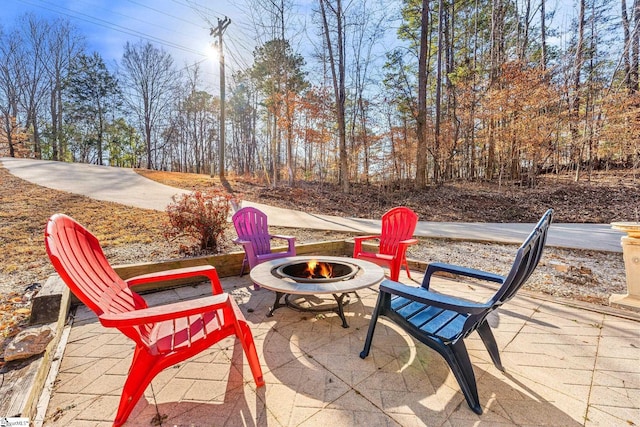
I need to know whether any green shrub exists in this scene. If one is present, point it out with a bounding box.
[164,189,238,253]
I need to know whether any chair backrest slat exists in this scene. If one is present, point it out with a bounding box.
[379,207,418,256]
[45,214,143,316]
[489,209,553,306]
[232,207,272,256]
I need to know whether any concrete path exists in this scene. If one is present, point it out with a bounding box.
[1,157,624,252]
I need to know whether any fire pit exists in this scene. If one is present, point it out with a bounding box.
[249,256,385,328]
[275,259,359,283]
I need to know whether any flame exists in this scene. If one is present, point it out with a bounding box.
[304,260,333,278]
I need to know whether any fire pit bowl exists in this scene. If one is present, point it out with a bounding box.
[274,259,360,283]
[250,256,385,328]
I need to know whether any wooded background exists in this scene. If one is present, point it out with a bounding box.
[1,0,639,191]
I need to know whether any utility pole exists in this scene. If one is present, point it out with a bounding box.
[210,16,231,179]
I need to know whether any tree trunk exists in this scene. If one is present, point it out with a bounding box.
[433,0,444,184]
[632,0,640,91]
[286,95,295,187]
[50,89,58,160]
[415,0,430,188]
[572,0,586,182]
[519,0,531,61]
[319,0,349,193]
[622,0,632,91]
[272,111,278,186]
[541,0,547,69]
[487,0,505,179]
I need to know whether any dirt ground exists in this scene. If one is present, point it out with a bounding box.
[0,164,633,359]
[136,168,640,224]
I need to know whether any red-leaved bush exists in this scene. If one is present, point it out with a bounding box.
[164,189,239,253]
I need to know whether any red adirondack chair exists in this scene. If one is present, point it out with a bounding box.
[232,206,296,283]
[352,206,419,281]
[45,214,264,427]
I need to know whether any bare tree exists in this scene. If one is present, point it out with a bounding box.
[120,41,178,169]
[246,0,298,186]
[319,0,349,193]
[43,19,83,161]
[0,28,25,157]
[228,71,257,175]
[346,1,388,184]
[180,64,216,174]
[18,14,51,158]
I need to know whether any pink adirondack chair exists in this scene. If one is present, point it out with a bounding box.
[45,214,264,427]
[352,206,419,281]
[232,206,296,282]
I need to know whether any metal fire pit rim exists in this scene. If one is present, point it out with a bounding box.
[272,258,361,284]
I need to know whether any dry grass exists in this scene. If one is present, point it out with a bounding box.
[0,165,186,354]
[0,165,175,291]
[0,166,190,357]
[135,169,226,190]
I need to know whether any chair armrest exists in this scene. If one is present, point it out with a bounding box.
[398,238,418,246]
[270,234,295,241]
[99,294,231,327]
[270,234,296,250]
[424,262,505,286]
[396,238,419,254]
[234,238,258,259]
[353,235,381,243]
[380,280,490,315]
[125,265,223,295]
[353,235,381,255]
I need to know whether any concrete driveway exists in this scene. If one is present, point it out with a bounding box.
[1,157,624,252]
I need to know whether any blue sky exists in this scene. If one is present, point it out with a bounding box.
[3,0,257,81]
[3,0,583,87]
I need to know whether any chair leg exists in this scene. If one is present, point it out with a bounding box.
[476,321,504,371]
[403,259,412,279]
[236,320,265,387]
[227,300,264,386]
[360,291,385,359]
[113,346,162,427]
[441,339,482,415]
[389,264,401,282]
[239,257,248,277]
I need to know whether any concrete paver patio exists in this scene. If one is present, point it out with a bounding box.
[40,272,639,426]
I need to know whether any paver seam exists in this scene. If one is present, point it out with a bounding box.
[583,313,605,427]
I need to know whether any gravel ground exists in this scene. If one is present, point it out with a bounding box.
[406,238,626,305]
[2,223,625,308]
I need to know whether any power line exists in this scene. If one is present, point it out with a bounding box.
[225,35,254,70]
[173,0,225,20]
[15,0,209,58]
[74,0,206,36]
[125,0,206,29]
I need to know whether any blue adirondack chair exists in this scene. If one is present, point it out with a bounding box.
[360,209,553,414]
